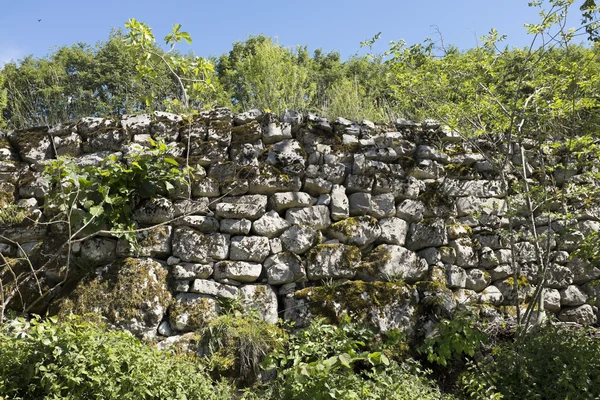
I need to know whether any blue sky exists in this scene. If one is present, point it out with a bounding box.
[0,1,557,65]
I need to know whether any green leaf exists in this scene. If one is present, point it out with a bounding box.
[164,157,179,166]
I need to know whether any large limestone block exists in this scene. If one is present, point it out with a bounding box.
[80,238,117,264]
[189,279,239,299]
[378,217,408,246]
[57,258,172,338]
[359,244,426,283]
[252,210,291,238]
[230,236,271,262]
[286,205,331,230]
[406,218,447,251]
[270,192,316,211]
[264,252,306,285]
[558,304,597,325]
[305,244,361,280]
[220,218,252,235]
[368,193,396,218]
[328,216,381,248]
[172,228,230,263]
[214,203,264,220]
[280,225,322,254]
[560,285,588,306]
[239,284,279,323]
[214,260,262,283]
[9,129,54,168]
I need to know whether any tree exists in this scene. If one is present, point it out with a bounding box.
[123,18,214,112]
[388,0,600,330]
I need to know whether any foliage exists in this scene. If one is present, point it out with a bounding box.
[252,317,447,400]
[198,310,282,384]
[123,18,215,111]
[0,204,29,226]
[0,71,6,128]
[44,139,190,243]
[460,324,600,399]
[1,32,177,129]
[0,315,234,400]
[418,314,487,367]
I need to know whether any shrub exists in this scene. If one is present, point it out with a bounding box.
[460,324,600,399]
[0,315,234,400]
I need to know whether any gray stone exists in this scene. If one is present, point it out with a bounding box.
[270,237,283,254]
[264,252,306,285]
[479,247,499,268]
[406,218,447,251]
[18,173,49,200]
[270,192,316,211]
[286,205,331,230]
[456,197,506,217]
[396,199,425,222]
[173,198,210,217]
[190,279,239,299]
[252,211,291,238]
[348,193,371,216]
[449,238,479,268]
[446,265,467,289]
[172,228,230,263]
[560,285,588,306]
[488,264,513,282]
[378,217,409,246]
[306,244,361,280]
[345,174,374,194]
[478,286,503,305]
[214,261,262,283]
[215,203,264,220]
[359,244,426,283]
[239,284,279,323]
[171,263,213,280]
[53,132,82,157]
[234,109,264,125]
[369,193,396,218]
[514,242,537,264]
[303,177,333,196]
[415,145,449,162]
[465,269,491,292]
[280,225,322,254]
[220,219,252,235]
[328,216,381,248]
[192,177,220,197]
[545,264,574,289]
[418,247,441,266]
[266,139,305,169]
[443,180,505,198]
[175,216,219,233]
[558,304,597,325]
[121,114,151,135]
[543,288,562,313]
[330,185,349,221]
[80,238,117,264]
[230,236,271,262]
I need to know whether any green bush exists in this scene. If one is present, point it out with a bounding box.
[252,317,449,400]
[460,324,600,399]
[0,315,234,400]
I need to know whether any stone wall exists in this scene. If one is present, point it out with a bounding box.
[1,107,598,339]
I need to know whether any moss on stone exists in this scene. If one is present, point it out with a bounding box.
[55,257,172,330]
[294,280,412,324]
[357,245,393,277]
[169,296,217,331]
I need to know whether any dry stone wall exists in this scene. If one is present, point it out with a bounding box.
[1,107,599,339]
